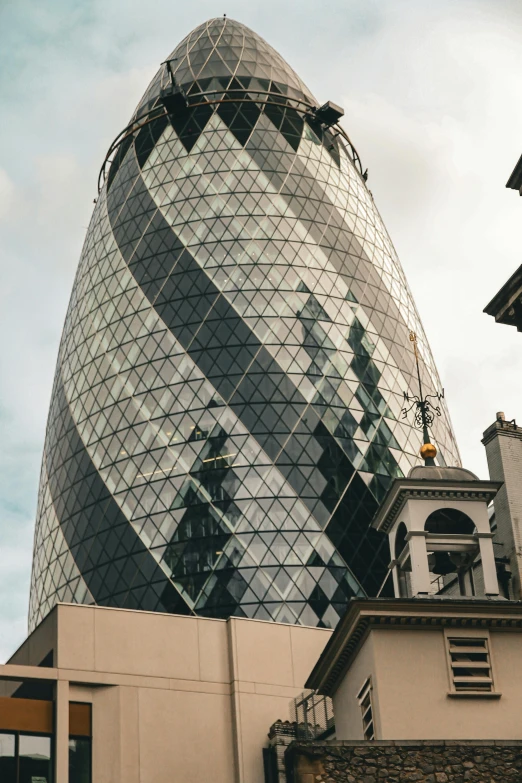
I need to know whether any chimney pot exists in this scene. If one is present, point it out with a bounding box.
[497,411,506,421]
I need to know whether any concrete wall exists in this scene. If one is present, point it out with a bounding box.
[332,627,522,741]
[7,608,56,667]
[0,612,57,697]
[9,604,332,783]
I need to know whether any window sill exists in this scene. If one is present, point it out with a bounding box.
[447,692,501,698]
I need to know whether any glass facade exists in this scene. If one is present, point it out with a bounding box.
[0,734,16,782]
[69,738,91,783]
[29,18,460,631]
[0,733,52,783]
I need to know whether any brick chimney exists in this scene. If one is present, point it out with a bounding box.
[482,413,522,598]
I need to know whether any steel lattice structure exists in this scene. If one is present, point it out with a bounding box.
[29,18,460,632]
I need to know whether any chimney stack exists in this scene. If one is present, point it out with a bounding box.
[482,413,522,598]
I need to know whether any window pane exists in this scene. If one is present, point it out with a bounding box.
[0,734,15,755]
[69,738,91,783]
[0,733,16,783]
[19,735,52,783]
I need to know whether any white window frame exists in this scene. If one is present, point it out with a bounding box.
[357,677,375,740]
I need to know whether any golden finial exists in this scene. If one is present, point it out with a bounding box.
[420,442,437,460]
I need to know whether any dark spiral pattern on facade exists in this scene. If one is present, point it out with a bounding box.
[29,18,460,631]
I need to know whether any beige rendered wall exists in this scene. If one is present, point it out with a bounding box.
[333,628,522,741]
[54,604,331,783]
[331,633,378,741]
[229,619,332,782]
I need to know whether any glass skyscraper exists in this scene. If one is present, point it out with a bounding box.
[29,18,460,632]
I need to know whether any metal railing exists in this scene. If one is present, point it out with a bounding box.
[292,689,334,740]
[98,84,366,193]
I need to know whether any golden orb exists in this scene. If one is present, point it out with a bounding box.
[420,442,437,460]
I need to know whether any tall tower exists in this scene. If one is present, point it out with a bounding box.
[29,18,459,631]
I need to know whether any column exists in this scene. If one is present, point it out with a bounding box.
[477,533,500,595]
[55,679,69,783]
[407,532,431,595]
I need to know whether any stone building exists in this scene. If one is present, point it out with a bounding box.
[484,152,522,330]
[483,415,522,599]
[484,265,522,331]
[282,461,522,782]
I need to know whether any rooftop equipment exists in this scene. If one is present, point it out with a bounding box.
[314,101,344,128]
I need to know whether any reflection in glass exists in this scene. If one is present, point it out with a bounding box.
[28,16,461,633]
[19,735,52,783]
[69,738,91,783]
[0,733,15,783]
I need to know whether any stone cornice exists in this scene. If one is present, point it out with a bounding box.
[482,420,522,446]
[372,480,502,534]
[306,598,522,697]
[484,262,522,321]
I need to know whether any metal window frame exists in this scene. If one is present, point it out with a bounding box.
[0,728,53,783]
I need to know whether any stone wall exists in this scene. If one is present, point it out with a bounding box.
[285,740,522,783]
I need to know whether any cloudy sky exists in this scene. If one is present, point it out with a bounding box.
[0,0,521,661]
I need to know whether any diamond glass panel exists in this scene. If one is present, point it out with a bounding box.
[29,17,460,632]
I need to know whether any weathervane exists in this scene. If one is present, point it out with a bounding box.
[402,331,444,466]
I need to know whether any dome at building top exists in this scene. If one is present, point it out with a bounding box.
[133,17,316,120]
[408,465,479,482]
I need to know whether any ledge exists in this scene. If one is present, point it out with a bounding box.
[287,738,522,747]
[447,691,501,698]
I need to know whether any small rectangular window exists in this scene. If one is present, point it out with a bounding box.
[447,637,493,693]
[69,738,91,783]
[69,703,92,783]
[357,678,375,740]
